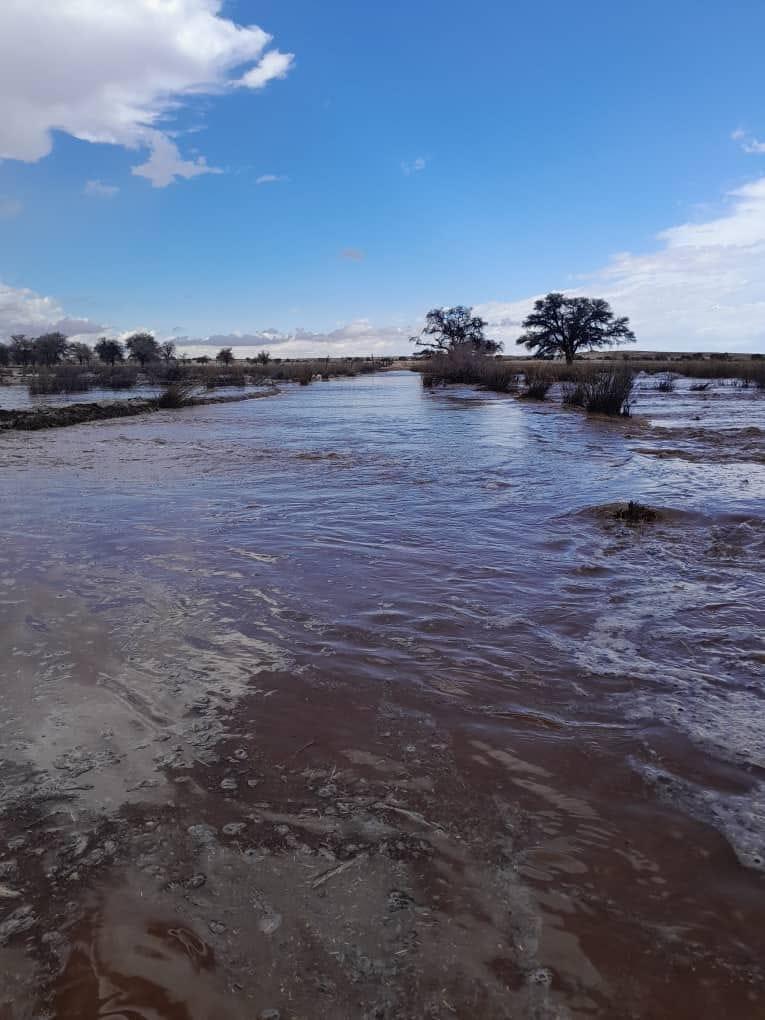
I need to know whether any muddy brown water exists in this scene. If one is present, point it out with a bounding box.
[1,371,764,1019]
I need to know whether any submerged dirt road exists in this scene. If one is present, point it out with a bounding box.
[1,372,764,1018]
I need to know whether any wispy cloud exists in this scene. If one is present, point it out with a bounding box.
[732,129,765,155]
[238,50,295,89]
[83,180,119,198]
[401,157,427,176]
[255,174,288,185]
[340,248,365,262]
[132,134,223,189]
[0,196,23,219]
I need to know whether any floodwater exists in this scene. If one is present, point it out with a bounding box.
[1,370,763,1019]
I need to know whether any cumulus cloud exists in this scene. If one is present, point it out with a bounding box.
[0,280,105,339]
[477,175,765,353]
[0,0,294,186]
[0,197,23,219]
[83,180,119,198]
[255,174,288,185]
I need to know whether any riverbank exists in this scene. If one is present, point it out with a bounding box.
[0,386,279,431]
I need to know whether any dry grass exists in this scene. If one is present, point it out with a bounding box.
[93,364,138,389]
[521,365,555,400]
[419,350,519,391]
[28,365,92,395]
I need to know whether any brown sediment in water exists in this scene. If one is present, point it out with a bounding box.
[1,372,764,1019]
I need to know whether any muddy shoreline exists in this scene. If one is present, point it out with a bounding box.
[0,387,279,431]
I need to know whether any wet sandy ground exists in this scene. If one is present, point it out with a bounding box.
[1,372,764,1018]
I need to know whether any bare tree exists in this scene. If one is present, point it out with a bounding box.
[67,342,94,366]
[159,340,177,362]
[411,306,502,356]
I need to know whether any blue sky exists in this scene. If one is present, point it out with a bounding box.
[1,0,765,354]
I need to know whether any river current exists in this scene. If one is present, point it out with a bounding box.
[1,371,764,1018]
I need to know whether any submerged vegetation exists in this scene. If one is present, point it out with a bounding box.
[411,302,763,418]
[612,501,659,524]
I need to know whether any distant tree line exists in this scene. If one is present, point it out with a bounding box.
[0,333,272,371]
[0,331,179,369]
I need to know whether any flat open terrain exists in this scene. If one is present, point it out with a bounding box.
[1,371,764,1018]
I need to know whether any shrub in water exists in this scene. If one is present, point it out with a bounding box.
[562,367,634,416]
[155,382,197,408]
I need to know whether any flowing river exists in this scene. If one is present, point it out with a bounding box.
[1,370,764,1018]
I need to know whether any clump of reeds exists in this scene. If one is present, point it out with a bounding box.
[655,373,676,392]
[28,365,92,395]
[563,366,634,415]
[521,365,554,400]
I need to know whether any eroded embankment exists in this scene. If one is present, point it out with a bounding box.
[0,388,279,432]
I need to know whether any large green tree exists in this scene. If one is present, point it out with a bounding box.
[95,338,125,365]
[518,293,635,363]
[125,332,160,366]
[33,332,68,366]
[411,306,502,356]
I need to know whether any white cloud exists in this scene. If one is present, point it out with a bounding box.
[476,175,765,354]
[401,157,426,176]
[83,179,119,198]
[238,51,295,89]
[0,0,294,186]
[255,174,288,185]
[132,133,222,188]
[0,197,23,219]
[181,321,413,358]
[0,280,105,339]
